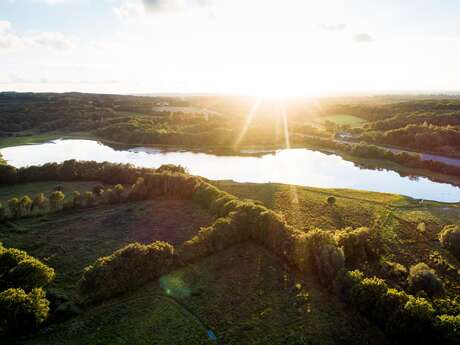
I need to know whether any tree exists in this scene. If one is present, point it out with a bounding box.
[0,164,17,184]
[49,191,65,212]
[439,225,460,259]
[8,197,20,218]
[327,196,336,206]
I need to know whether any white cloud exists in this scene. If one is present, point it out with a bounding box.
[31,32,74,50]
[115,0,210,18]
[319,23,347,32]
[353,33,373,43]
[0,21,75,50]
[0,20,12,32]
[32,0,70,5]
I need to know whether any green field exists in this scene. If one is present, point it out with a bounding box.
[15,243,388,345]
[214,181,460,296]
[316,114,367,126]
[1,178,459,344]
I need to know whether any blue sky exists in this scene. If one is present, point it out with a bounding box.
[1,0,460,94]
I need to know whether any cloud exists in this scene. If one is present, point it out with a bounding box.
[31,32,74,50]
[319,23,347,32]
[32,0,69,4]
[0,21,75,50]
[0,20,12,32]
[353,33,373,43]
[115,0,210,18]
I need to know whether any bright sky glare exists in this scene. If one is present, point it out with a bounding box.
[1,0,460,95]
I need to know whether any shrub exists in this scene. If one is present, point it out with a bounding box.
[72,191,83,208]
[439,225,460,258]
[3,258,55,291]
[32,193,48,211]
[0,203,5,221]
[295,229,344,287]
[78,241,176,303]
[156,164,188,174]
[92,185,104,196]
[327,196,336,206]
[84,191,95,207]
[380,259,407,281]
[434,314,460,345]
[7,198,20,218]
[0,288,50,335]
[408,263,444,297]
[335,227,372,266]
[114,184,124,200]
[53,185,64,192]
[19,195,33,217]
[49,191,65,212]
[349,277,388,317]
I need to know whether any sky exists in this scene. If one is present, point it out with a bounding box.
[1,0,460,96]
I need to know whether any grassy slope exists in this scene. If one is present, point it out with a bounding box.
[17,243,389,345]
[0,197,213,298]
[213,181,460,296]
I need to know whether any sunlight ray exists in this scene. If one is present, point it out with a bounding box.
[233,97,262,150]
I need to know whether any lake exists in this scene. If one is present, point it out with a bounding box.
[1,139,459,203]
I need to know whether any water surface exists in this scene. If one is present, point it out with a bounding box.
[1,139,459,203]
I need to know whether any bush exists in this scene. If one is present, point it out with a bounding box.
[350,276,388,317]
[78,241,176,303]
[7,197,20,218]
[49,191,65,212]
[335,227,372,266]
[439,225,460,259]
[294,229,344,287]
[92,185,104,196]
[83,191,95,207]
[72,191,83,208]
[32,193,48,211]
[156,164,188,174]
[19,196,33,217]
[408,263,444,297]
[327,196,336,206]
[3,258,55,291]
[0,288,50,335]
[434,314,460,345]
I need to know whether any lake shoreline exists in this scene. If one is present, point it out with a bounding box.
[1,138,459,203]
